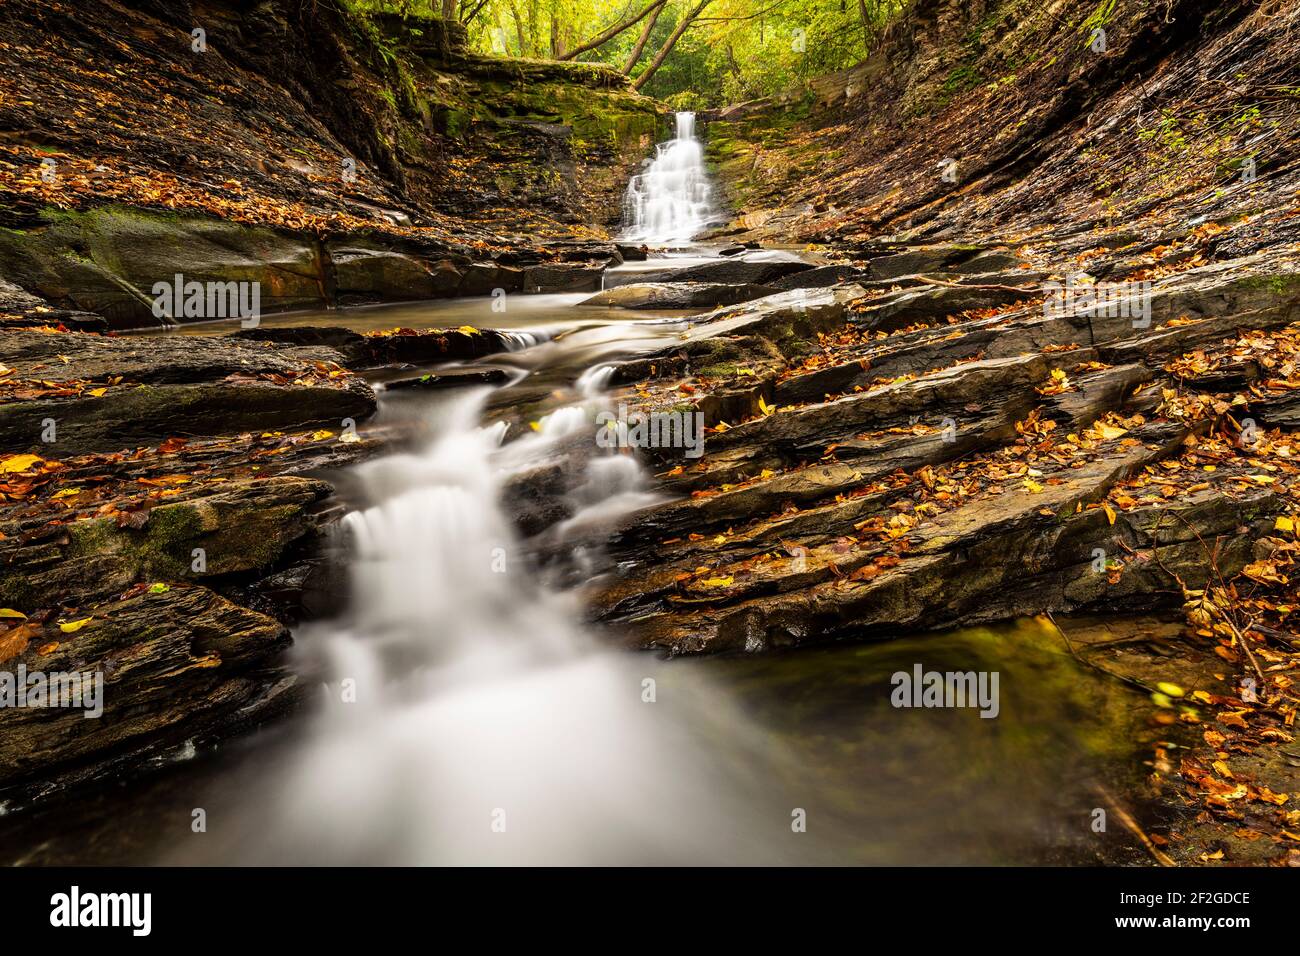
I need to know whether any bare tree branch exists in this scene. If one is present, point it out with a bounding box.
[559,0,666,61]
[632,0,713,92]
[622,1,665,74]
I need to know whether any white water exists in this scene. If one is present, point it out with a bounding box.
[622,111,714,246]
[195,364,796,865]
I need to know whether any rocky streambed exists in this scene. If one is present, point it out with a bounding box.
[1,241,1298,865]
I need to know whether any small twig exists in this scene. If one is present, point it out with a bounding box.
[1226,614,1269,693]
[1045,612,1154,695]
[1094,783,1177,867]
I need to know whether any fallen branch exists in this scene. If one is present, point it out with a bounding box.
[909,275,1036,295]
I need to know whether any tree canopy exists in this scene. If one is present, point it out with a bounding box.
[354,0,904,106]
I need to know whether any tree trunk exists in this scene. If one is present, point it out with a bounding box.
[622,1,665,73]
[632,0,712,92]
[857,0,873,49]
[558,0,667,61]
[441,0,458,21]
[508,0,529,56]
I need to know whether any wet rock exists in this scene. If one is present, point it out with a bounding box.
[360,327,521,365]
[328,243,456,302]
[0,475,334,611]
[614,243,649,261]
[233,325,367,358]
[0,584,294,791]
[523,262,606,293]
[579,282,776,310]
[855,281,1038,333]
[949,250,1028,275]
[680,285,866,351]
[604,433,1277,655]
[457,262,524,296]
[0,279,108,332]
[232,325,520,368]
[383,368,511,390]
[631,256,816,287]
[768,264,872,289]
[0,206,327,330]
[0,330,376,454]
[865,245,986,279]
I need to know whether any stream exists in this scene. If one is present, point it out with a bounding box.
[0,116,1172,868]
[0,250,1169,867]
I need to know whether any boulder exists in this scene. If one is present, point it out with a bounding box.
[328,243,457,302]
[614,243,649,261]
[0,206,327,329]
[458,262,524,296]
[523,262,606,293]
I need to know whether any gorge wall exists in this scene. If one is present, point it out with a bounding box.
[0,0,665,328]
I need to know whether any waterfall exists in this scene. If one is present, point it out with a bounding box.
[622,111,713,246]
[184,376,793,865]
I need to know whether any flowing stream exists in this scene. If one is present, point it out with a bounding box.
[0,139,1170,865]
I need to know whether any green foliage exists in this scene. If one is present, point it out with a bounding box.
[354,0,907,107]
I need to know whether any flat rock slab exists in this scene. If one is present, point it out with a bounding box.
[233,325,520,367]
[625,256,816,287]
[0,330,377,455]
[579,282,777,310]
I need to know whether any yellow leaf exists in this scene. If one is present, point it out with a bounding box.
[51,487,81,499]
[1275,516,1295,534]
[758,396,777,416]
[86,387,107,397]
[0,454,43,474]
[1023,478,1044,493]
[698,575,734,588]
[310,429,335,441]
[714,421,730,432]
[1156,681,1185,698]
[0,608,27,619]
[457,326,480,335]
[1095,423,1128,440]
[58,618,92,633]
[1102,503,1116,525]
[340,431,361,444]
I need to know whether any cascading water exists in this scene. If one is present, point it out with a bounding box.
[622,111,713,246]
[173,369,800,866]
